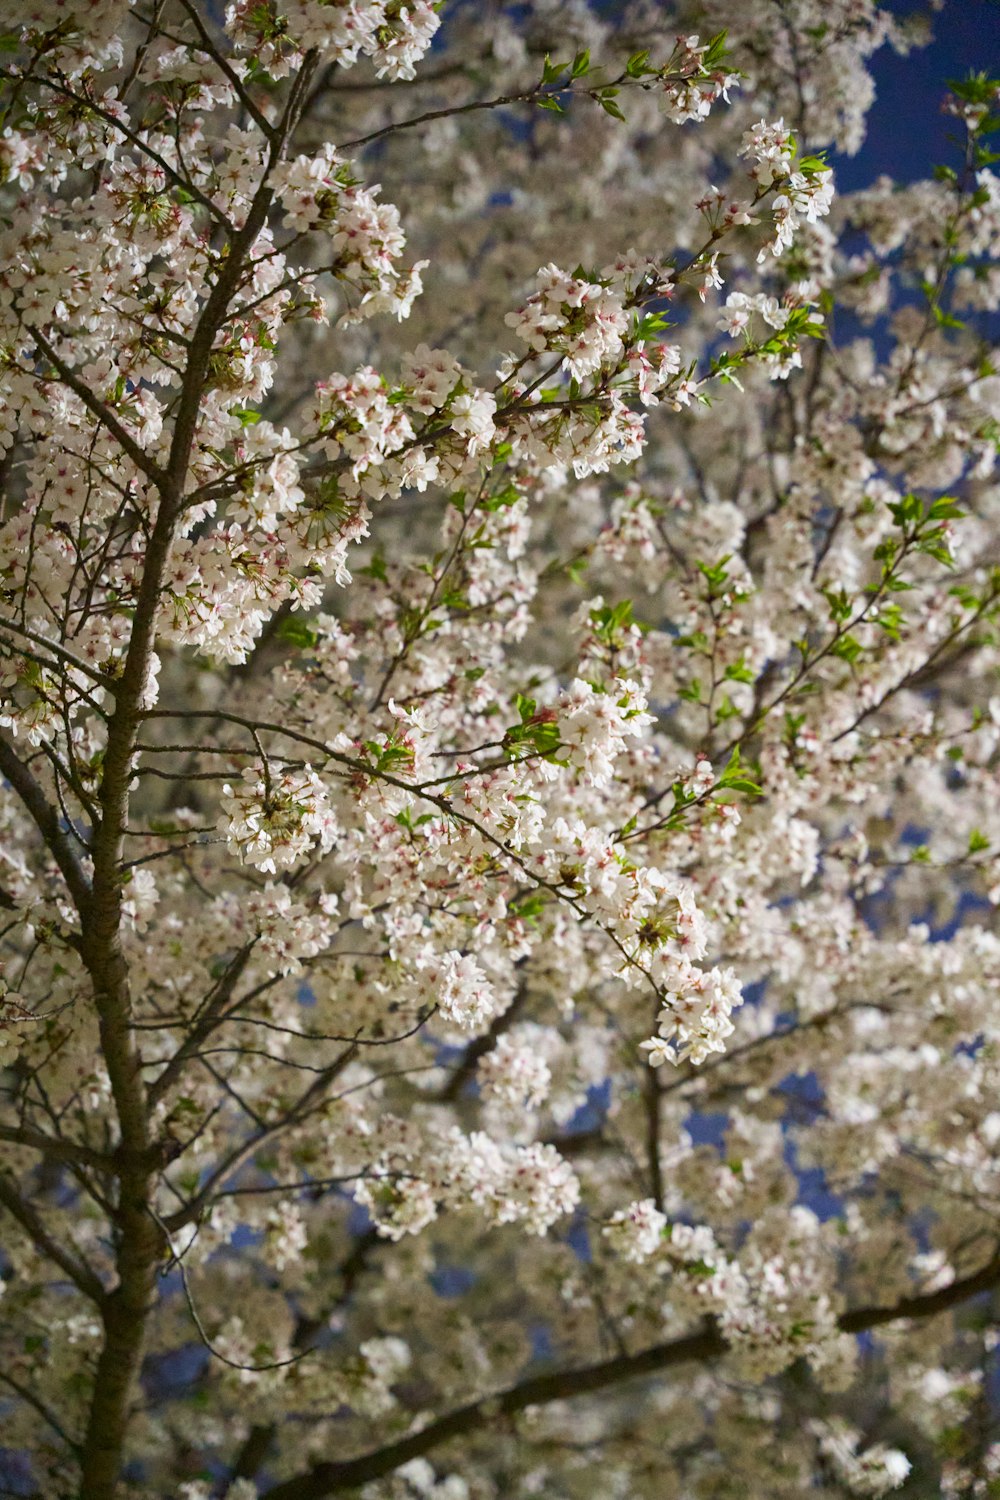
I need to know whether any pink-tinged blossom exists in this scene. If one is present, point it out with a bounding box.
[504,264,630,379]
[603,1198,668,1261]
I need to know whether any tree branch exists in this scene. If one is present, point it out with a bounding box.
[437,981,527,1103]
[75,47,320,1500]
[163,1043,358,1233]
[0,733,92,913]
[0,1370,82,1456]
[260,1253,1000,1498]
[0,1123,111,1170]
[27,329,165,484]
[0,1172,106,1305]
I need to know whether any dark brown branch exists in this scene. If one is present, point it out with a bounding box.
[0,1370,82,1455]
[260,1253,1000,1498]
[643,1065,664,1212]
[0,615,117,691]
[839,1251,1000,1331]
[337,63,686,153]
[147,943,256,1107]
[176,0,275,138]
[219,1227,384,1497]
[0,1172,106,1305]
[437,982,527,1102]
[76,46,322,1500]
[0,1123,111,1170]
[162,1043,359,1233]
[0,734,92,913]
[28,329,164,484]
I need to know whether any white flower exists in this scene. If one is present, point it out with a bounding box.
[437,952,497,1029]
[604,1198,667,1261]
[219,762,340,873]
[638,1036,673,1067]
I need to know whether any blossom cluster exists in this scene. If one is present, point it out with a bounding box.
[218,763,341,873]
[0,3,997,1496]
[504,264,632,380]
[812,1421,912,1496]
[657,33,741,124]
[355,1125,581,1240]
[225,0,440,81]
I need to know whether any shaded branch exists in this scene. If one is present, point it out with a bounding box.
[162,1043,359,1233]
[28,329,164,484]
[0,733,92,914]
[0,1370,82,1456]
[0,1123,111,1171]
[261,1252,1000,1498]
[437,981,527,1103]
[0,1172,106,1305]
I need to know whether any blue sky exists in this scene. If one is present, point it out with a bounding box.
[834,0,999,189]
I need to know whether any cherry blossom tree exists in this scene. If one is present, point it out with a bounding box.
[1,1,999,1496]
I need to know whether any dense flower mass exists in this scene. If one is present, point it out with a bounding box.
[0,2,998,1498]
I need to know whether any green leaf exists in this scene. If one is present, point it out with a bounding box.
[508,890,549,924]
[947,70,1000,108]
[633,311,672,339]
[968,828,991,854]
[503,692,564,761]
[725,777,761,795]
[723,658,755,684]
[276,616,319,650]
[481,482,522,513]
[701,30,730,68]
[830,634,863,663]
[590,599,636,648]
[875,605,903,641]
[888,492,923,528]
[537,95,564,113]
[928,496,964,521]
[395,808,434,832]
[918,536,956,568]
[696,555,732,592]
[823,587,852,623]
[932,304,965,331]
[625,49,652,78]
[717,745,762,798]
[370,742,415,775]
[361,551,387,582]
[570,49,590,78]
